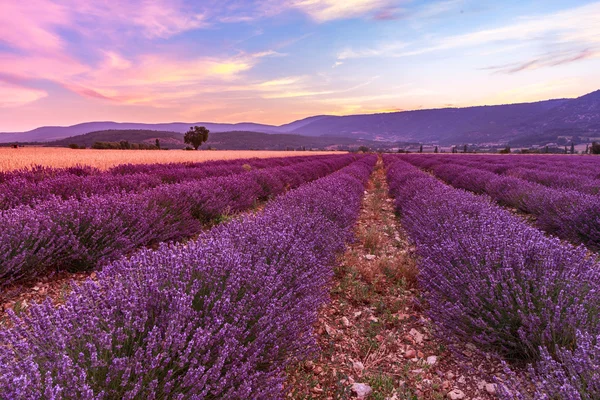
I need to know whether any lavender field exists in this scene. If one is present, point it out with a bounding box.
[0,153,599,399]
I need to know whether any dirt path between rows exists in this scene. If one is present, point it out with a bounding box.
[287,157,504,399]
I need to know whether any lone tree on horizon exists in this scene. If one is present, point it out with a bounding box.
[184,126,209,150]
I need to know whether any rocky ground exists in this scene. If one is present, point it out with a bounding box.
[287,159,506,399]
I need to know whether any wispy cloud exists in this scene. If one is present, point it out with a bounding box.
[66,51,273,104]
[0,82,48,107]
[0,0,207,56]
[337,1,600,71]
[483,48,599,74]
[290,0,400,22]
[0,0,69,53]
[337,41,407,60]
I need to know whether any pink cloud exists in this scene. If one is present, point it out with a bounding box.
[0,53,89,82]
[0,82,48,107]
[67,0,206,39]
[0,0,69,53]
[0,0,206,57]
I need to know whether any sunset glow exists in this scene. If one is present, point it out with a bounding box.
[1,0,599,131]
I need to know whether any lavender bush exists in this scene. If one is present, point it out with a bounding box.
[399,155,600,251]
[0,155,329,210]
[500,331,600,400]
[384,155,600,362]
[0,156,375,399]
[0,155,357,288]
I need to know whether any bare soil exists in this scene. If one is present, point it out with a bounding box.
[287,157,506,399]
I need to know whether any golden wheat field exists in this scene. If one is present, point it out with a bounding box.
[0,148,342,171]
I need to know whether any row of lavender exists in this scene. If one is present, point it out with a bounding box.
[0,155,333,210]
[415,154,600,195]
[1,154,357,289]
[401,155,600,252]
[385,156,600,400]
[0,156,375,399]
[384,155,600,399]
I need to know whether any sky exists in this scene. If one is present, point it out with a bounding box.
[0,0,599,131]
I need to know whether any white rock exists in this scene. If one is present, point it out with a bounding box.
[426,355,438,365]
[324,323,337,336]
[352,361,365,374]
[409,328,424,344]
[457,375,466,384]
[351,383,373,398]
[447,389,466,399]
[341,317,351,327]
[485,383,497,395]
[365,254,376,260]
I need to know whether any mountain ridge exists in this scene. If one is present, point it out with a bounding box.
[2,90,599,145]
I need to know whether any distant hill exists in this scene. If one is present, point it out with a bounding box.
[509,89,600,145]
[3,89,600,146]
[47,129,402,151]
[204,131,398,150]
[0,121,280,143]
[51,129,185,148]
[286,100,569,144]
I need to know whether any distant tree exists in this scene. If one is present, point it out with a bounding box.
[419,145,423,153]
[570,142,575,154]
[68,143,80,149]
[434,146,438,153]
[545,145,549,154]
[564,145,568,154]
[184,126,210,150]
[499,146,511,154]
[591,142,600,155]
[586,144,589,154]
[155,139,160,149]
[358,145,370,153]
[463,144,468,153]
[451,146,457,154]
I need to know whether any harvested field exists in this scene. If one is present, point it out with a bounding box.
[0,147,342,171]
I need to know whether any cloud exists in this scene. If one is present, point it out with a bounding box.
[0,0,207,56]
[60,50,274,105]
[336,1,600,66]
[0,53,89,82]
[290,0,398,22]
[259,74,380,99]
[0,82,48,107]
[483,48,599,74]
[258,77,304,87]
[0,0,69,53]
[337,41,407,60]
[69,1,206,39]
